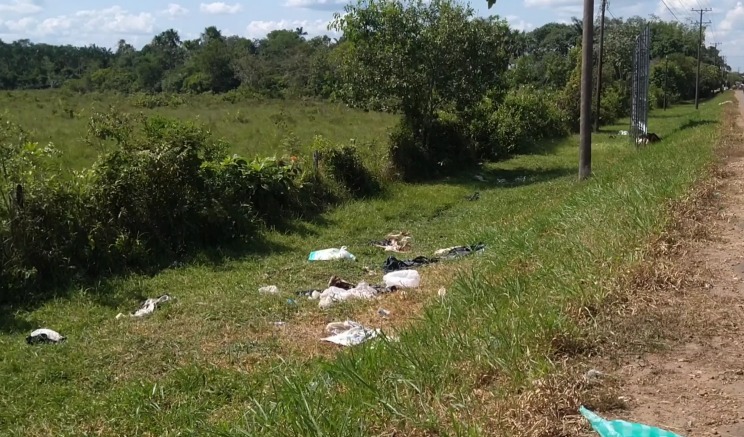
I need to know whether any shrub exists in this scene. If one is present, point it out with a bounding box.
[472,88,568,159]
[388,112,477,181]
[314,136,381,198]
[0,110,322,303]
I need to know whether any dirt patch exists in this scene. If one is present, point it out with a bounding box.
[577,92,744,436]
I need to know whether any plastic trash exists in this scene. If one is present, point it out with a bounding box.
[308,246,356,261]
[383,269,421,288]
[258,285,280,294]
[318,282,377,309]
[322,320,381,346]
[116,294,172,319]
[26,328,66,345]
[580,406,684,437]
[378,308,391,318]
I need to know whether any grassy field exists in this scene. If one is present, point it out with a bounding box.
[0,94,730,436]
[0,90,398,169]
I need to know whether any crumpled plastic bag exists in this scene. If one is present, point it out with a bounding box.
[116,294,172,319]
[26,328,66,345]
[322,321,381,346]
[580,406,684,437]
[318,282,377,309]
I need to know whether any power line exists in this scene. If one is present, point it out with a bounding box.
[660,0,683,23]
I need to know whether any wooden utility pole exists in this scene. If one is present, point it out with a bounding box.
[579,0,594,180]
[693,8,712,110]
[594,0,607,132]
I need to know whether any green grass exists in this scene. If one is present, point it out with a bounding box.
[0,94,730,436]
[0,89,397,169]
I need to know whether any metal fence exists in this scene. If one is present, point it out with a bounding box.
[629,24,651,146]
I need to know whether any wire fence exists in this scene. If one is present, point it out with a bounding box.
[630,24,651,146]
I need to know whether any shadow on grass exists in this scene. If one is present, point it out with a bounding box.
[435,164,575,189]
[0,233,293,331]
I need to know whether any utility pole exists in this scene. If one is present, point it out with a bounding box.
[594,0,607,132]
[692,8,712,109]
[579,0,595,180]
[664,55,669,110]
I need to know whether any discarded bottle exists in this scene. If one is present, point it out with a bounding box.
[308,246,357,261]
[580,406,683,437]
[383,269,421,288]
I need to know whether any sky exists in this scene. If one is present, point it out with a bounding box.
[0,0,742,71]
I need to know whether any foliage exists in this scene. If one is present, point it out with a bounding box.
[0,111,323,302]
[388,111,477,181]
[473,87,568,159]
[314,136,382,198]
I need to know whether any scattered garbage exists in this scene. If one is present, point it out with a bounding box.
[286,298,297,305]
[318,282,378,309]
[273,321,287,327]
[465,192,480,201]
[438,287,447,297]
[378,308,391,318]
[308,246,356,261]
[580,406,683,437]
[382,255,437,273]
[474,174,486,182]
[258,285,280,294]
[322,320,381,346]
[434,243,486,260]
[116,294,172,319]
[618,130,629,136]
[328,275,355,290]
[371,232,412,253]
[26,328,66,345]
[383,269,421,289]
[719,100,733,105]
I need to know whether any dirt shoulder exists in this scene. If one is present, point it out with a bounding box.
[594,92,744,437]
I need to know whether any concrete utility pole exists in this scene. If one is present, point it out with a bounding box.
[664,55,669,110]
[579,0,595,180]
[693,8,712,109]
[594,0,607,133]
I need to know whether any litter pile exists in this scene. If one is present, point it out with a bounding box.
[371,231,412,253]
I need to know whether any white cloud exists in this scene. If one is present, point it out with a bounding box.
[719,1,744,31]
[199,2,242,14]
[506,15,534,31]
[245,19,337,39]
[284,0,348,10]
[0,0,42,15]
[2,6,155,40]
[524,0,578,7]
[161,3,189,18]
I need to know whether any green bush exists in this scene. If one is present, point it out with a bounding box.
[388,112,477,181]
[0,110,322,303]
[314,136,381,198]
[473,88,568,159]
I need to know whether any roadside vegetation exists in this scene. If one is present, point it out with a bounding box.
[0,0,739,434]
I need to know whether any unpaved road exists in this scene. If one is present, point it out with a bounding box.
[609,91,744,437]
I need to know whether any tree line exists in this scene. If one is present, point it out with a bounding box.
[0,10,737,106]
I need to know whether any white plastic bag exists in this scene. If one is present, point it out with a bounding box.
[318,282,377,309]
[383,269,421,288]
[26,328,66,344]
[308,246,356,261]
[322,320,380,346]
